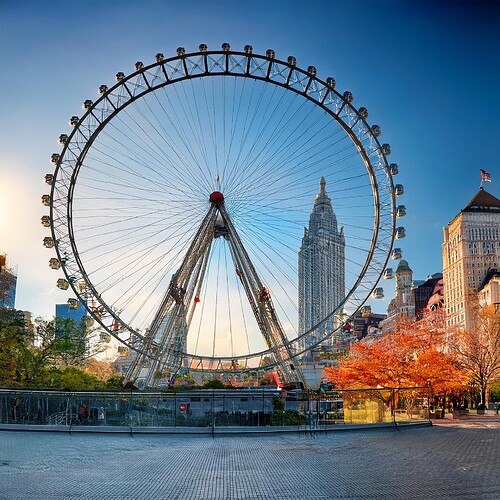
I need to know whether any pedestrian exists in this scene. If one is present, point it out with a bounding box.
[79,403,90,423]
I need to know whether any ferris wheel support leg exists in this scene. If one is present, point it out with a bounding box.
[219,205,306,387]
[134,207,217,387]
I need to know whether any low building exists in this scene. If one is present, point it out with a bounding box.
[413,273,443,319]
[353,306,386,340]
[478,269,500,310]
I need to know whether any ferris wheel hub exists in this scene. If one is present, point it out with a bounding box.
[209,191,224,204]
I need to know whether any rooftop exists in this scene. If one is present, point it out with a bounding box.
[463,188,500,212]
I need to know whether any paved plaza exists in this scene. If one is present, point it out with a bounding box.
[1,420,499,499]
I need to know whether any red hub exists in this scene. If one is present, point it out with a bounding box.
[209,191,224,204]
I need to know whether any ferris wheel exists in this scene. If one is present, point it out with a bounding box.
[42,43,405,388]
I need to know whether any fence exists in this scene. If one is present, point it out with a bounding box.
[0,386,430,432]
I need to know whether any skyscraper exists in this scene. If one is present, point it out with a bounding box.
[442,187,500,329]
[298,177,345,353]
[55,301,87,323]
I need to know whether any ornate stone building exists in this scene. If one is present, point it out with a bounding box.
[442,187,500,329]
[380,259,416,333]
[298,177,345,353]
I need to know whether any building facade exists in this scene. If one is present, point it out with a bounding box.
[380,259,416,333]
[298,177,345,353]
[353,306,387,340]
[413,273,443,318]
[442,188,500,329]
[55,301,87,324]
[0,253,17,309]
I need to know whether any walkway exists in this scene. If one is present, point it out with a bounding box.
[1,420,499,499]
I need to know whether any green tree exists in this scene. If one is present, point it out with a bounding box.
[0,310,31,386]
[0,312,107,388]
[34,317,105,369]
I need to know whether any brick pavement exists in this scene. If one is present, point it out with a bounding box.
[1,424,499,499]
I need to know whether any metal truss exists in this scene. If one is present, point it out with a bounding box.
[125,196,305,387]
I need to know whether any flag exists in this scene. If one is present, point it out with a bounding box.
[480,169,491,182]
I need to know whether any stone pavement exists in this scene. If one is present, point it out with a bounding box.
[1,423,499,499]
[431,412,500,429]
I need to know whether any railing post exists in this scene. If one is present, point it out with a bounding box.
[213,390,216,430]
[67,391,71,429]
[129,387,133,433]
[392,389,397,427]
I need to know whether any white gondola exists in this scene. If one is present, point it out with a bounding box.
[100,332,111,343]
[57,278,69,290]
[372,288,384,299]
[358,107,369,119]
[391,248,403,260]
[371,124,381,136]
[49,258,60,270]
[67,298,79,309]
[50,153,59,164]
[43,237,54,248]
[381,143,391,155]
[394,184,404,196]
[83,99,93,109]
[58,134,68,144]
[244,45,253,54]
[389,163,399,176]
[395,227,406,239]
[396,205,406,218]
[326,77,336,89]
[98,85,108,94]
[343,91,353,102]
[288,56,297,66]
[383,268,393,279]
[69,116,79,126]
[44,173,54,185]
[117,346,129,356]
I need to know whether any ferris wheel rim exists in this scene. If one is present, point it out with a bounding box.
[48,45,398,372]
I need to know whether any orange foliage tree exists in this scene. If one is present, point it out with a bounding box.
[84,358,118,381]
[324,310,467,393]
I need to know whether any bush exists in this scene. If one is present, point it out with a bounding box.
[202,380,225,389]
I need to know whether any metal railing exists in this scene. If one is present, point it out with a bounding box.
[0,386,430,432]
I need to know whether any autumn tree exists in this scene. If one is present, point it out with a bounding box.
[451,302,500,407]
[324,310,467,393]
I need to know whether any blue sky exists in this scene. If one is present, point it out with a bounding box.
[1,0,499,320]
